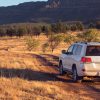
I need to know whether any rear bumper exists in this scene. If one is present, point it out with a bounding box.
[78,63,100,77]
[82,71,100,77]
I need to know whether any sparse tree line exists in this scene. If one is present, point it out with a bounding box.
[0,21,100,37]
[0,21,100,52]
[0,22,83,37]
[26,29,100,53]
[0,24,42,37]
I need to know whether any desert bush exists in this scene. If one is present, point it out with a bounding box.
[26,37,40,51]
[77,29,100,42]
[42,42,49,53]
[88,23,96,29]
[17,27,27,37]
[75,22,84,31]
[70,24,77,31]
[41,25,51,38]
[0,28,6,37]
[6,28,16,37]
[49,34,64,52]
[33,26,42,37]
[51,21,67,33]
[64,34,77,45]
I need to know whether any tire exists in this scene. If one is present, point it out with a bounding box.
[59,62,66,75]
[72,67,82,83]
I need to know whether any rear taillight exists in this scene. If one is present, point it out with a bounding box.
[81,57,92,63]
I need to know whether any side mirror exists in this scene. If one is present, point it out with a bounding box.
[62,50,66,54]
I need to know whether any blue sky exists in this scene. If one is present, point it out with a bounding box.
[0,0,47,7]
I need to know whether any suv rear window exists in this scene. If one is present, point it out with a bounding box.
[86,46,100,56]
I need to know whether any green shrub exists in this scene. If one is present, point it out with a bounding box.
[64,34,77,44]
[49,34,64,52]
[42,42,49,53]
[26,37,40,51]
[77,29,100,42]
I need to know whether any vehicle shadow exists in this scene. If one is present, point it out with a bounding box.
[0,67,99,93]
[42,54,59,62]
[0,67,73,83]
[31,54,58,68]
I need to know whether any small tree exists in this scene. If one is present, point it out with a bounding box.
[33,26,42,37]
[42,25,51,37]
[51,21,67,33]
[76,22,84,31]
[88,23,96,29]
[6,28,16,37]
[0,28,6,37]
[66,24,70,31]
[26,37,40,51]
[42,42,49,53]
[49,34,64,52]
[77,29,100,42]
[17,27,26,37]
[70,24,77,31]
[64,34,77,45]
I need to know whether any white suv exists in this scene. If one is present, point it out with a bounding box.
[59,42,100,82]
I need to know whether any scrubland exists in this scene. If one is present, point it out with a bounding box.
[0,36,99,100]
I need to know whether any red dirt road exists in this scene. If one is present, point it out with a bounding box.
[32,54,100,100]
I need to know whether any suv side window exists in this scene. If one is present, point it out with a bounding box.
[67,45,74,53]
[73,45,82,55]
[73,45,78,54]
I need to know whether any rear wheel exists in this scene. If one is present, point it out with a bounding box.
[72,67,83,83]
[59,62,66,75]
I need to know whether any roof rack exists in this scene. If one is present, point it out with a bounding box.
[75,42,87,44]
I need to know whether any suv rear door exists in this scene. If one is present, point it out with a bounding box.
[69,44,83,70]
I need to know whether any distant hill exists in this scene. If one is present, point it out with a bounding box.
[0,0,100,24]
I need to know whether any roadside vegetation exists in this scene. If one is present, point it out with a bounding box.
[0,21,99,52]
[25,28,100,53]
[0,21,100,37]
